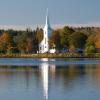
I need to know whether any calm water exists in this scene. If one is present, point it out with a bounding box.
[0,58,100,100]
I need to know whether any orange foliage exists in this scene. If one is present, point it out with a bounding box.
[94,33,100,48]
[0,32,9,43]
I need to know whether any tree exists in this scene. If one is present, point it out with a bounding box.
[60,26,75,48]
[69,32,87,49]
[15,30,39,53]
[85,42,95,53]
[94,33,100,48]
[0,32,10,53]
[36,27,43,44]
[49,30,61,50]
[84,33,96,53]
[14,32,33,53]
[0,32,18,54]
[61,26,75,35]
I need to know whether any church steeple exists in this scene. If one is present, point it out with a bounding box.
[45,9,51,30]
[39,9,52,53]
[46,8,48,25]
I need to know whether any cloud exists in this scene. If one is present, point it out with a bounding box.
[0,25,37,31]
[0,22,100,30]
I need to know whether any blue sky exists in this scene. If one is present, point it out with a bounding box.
[0,0,100,26]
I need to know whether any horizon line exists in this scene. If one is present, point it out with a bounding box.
[0,23,100,30]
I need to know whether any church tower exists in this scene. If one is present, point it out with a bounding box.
[39,9,52,53]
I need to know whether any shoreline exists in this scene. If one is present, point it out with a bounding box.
[0,53,100,58]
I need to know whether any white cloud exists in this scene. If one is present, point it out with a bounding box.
[0,23,100,31]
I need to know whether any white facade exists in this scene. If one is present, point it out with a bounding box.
[39,10,52,53]
[49,49,56,53]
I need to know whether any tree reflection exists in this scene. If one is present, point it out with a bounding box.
[95,65,100,85]
[0,62,100,100]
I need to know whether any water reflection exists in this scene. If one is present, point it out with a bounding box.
[39,58,56,100]
[40,62,49,100]
[39,62,100,100]
[0,59,100,100]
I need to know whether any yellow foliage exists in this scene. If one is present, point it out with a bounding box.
[94,33,100,48]
[0,32,9,43]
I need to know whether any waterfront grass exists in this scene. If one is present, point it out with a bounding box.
[0,53,100,58]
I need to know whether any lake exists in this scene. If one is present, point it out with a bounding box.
[0,58,100,100]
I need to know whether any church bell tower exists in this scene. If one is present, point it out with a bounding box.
[39,9,52,53]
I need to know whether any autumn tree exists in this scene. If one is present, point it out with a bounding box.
[36,27,43,44]
[0,32,18,54]
[84,33,96,53]
[49,30,61,50]
[94,33,100,49]
[0,32,8,53]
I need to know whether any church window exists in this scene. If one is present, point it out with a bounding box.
[40,47,41,50]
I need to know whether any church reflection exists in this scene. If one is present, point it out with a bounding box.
[0,61,100,100]
[39,58,56,100]
[38,61,100,100]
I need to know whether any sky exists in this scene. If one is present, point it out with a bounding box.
[0,0,100,28]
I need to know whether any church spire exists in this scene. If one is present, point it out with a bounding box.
[39,8,52,53]
[46,8,50,28]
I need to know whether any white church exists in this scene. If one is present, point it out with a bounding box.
[39,10,56,53]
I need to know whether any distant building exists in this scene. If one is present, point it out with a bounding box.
[39,10,56,53]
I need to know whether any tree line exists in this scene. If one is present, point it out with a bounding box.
[0,26,100,54]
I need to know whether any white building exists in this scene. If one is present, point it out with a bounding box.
[39,10,56,53]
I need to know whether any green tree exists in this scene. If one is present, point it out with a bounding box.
[85,42,95,53]
[69,32,87,49]
[61,26,75,48]
[84,34,96,53]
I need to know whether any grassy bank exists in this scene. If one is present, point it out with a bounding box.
[0,53,100,58]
